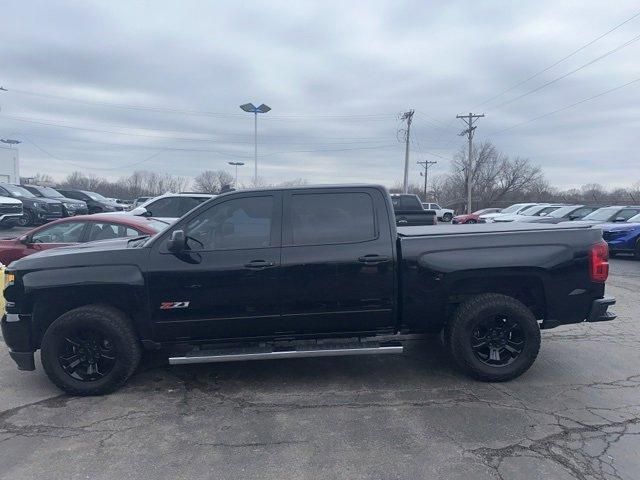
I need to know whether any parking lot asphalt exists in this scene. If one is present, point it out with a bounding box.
[0,258,638,480]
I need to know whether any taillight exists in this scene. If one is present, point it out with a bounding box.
[589,241,609,282]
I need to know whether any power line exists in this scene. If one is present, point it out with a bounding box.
[473,9,640,108]
[491,76,640,135]
[0,113,396,146]
[417,160,437,199]
[399,110,414,193]
[6,87,394,120]
[490,32,640,110]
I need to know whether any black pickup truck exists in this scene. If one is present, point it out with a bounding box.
[2,185,615,395]
[391,193,437,226]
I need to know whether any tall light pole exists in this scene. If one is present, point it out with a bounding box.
[0,139,21,146]
[240,103,271,185]
[228,161,244,186]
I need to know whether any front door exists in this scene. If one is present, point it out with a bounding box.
[279,188,395,335]
[147,193,282,341]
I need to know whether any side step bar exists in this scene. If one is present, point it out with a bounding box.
[169,344,403,365]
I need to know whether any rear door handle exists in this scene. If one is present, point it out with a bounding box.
[358,255,390,265]
[244,260,275,269]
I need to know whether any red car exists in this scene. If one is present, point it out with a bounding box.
[0,214,170,266]
[452,208,502,224]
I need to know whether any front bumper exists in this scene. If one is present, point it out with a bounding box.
[586,296,617,322]
[64,207,89,216]
[1,313,35,371]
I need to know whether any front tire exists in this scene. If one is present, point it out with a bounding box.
[41,305,141,396]
[17,210,35,227]
[445,294,541,382]
[635,239,640,260]
[466,219,477,224]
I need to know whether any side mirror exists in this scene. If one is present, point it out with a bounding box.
[19,235,29,245]
[568,214,580,221]
[166,230,186,253]
[130,206,151,217]
[614,217,626,222]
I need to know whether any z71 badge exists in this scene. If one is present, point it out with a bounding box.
[160,301,190,310]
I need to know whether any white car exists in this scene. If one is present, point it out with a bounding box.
[422,202,455,222]
[493,204,565,222]
[129,193,214,219]
[0,196,23,229]
[480,203,539,223]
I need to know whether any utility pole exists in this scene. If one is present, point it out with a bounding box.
[400,110,414,193]
[456,112,484,213]
[417,160,437,200]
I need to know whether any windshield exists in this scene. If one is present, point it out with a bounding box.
[548,206,576,218]
[2,184,36,197]
[83,190,107,201]
[583,207,618,221]
[518,205,546,215]
[500,203,529,214]
[38,186,65,198]
[147,219,173,231]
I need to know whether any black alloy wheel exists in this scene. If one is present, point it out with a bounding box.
[470,315,525,367]
[57,330,117,381]
[443,213,453,222]
[467,219,477,224]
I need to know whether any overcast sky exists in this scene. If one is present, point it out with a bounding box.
[1,0,639,190]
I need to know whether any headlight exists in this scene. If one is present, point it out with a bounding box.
[4,271,15,285]
[63,202,76,209]
[103,205,116,211]
[32,202,43,208]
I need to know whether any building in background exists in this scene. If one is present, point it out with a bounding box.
[0,146,20,183]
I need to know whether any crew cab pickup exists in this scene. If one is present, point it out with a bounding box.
[391,194,437,226]
[1,185,615,395]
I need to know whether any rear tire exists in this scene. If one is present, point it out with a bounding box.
[442,213,453,222]
[445,294,541,382]
[41,305,141,396]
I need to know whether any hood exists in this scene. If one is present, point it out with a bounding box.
[10,236,145,270]
[0,196,22,205]
[600,222,640,232]
[38,197,63,205]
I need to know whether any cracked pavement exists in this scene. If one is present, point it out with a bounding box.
[0,258,638,479]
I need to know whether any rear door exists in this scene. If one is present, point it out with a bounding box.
[279,188,395,335]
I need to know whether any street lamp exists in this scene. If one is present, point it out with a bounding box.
[239,102,271,184]
[228,161,245,186]
[0,139,21,146]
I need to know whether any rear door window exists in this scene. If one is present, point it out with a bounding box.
[290,192,376,245]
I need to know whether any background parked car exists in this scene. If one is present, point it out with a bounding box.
[127,193,214,219]
[480,203,539,222]
[22,185,88,217]
[493,204,564,223]
[0,195,23,230]
[519,205,601,224]
[0,183,63,227]
[56,189,124,214]
[580,206,640,225]
[421,202,454,222]
[600,213,640,259]
[452,207,501,224]
[0,214,171,266]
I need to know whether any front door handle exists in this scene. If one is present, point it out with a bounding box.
[244,260,275,269]
[358,255,390,265]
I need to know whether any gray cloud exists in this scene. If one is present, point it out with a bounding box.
[1,0,639,189]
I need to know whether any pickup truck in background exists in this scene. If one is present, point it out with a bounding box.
[391,194,437,226]
[2,184,615,395]
[422,202,455,222]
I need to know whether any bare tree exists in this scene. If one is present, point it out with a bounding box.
[193,170,234,194]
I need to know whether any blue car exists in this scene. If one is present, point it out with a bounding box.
[601,212,640,258]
